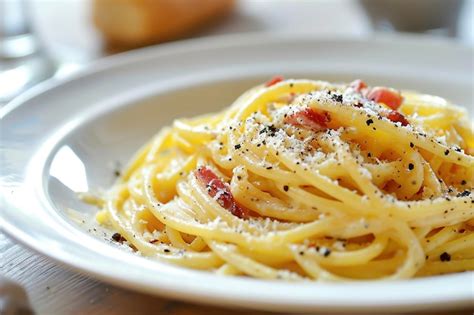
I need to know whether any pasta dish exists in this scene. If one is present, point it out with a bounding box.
[93,78,473,280]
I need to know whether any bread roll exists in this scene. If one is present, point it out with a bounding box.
[93,0,235,47]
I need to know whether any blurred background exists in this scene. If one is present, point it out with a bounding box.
[1,0,473,106]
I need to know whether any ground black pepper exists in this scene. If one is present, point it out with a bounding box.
[440,252,451,262]
[323,248,331,257]
[111,233,125,243]
[457,190,471,197]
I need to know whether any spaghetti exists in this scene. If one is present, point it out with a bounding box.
[94,78,474,280]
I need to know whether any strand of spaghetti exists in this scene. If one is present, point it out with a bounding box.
[234,80,331,120]
[325,253,406,279]
[294,220,425,280]
[416,259,474,276]
[145,181,340,252]
[105,187,224,269]
[145,128,173,163]
[275,146,376,215]
[420,160,443,197]
[166,225,199,251]
[291,235,388,267]
[230,166,321,221]
[228,141,306,186]
[305,96,473,167]
[283,186,360,217]
[216,263,243,276]
[207,240,303,280]
[409,206,474,228]
[426,233,474,257]
[328,133,382,204]
[423,223,463,252]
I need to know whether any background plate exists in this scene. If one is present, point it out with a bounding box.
[1,34,473,313]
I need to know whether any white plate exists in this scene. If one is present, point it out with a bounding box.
[1,34,473,313]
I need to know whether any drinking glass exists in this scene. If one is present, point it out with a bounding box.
[0,0,55,104]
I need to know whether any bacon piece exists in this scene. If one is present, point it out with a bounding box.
[416,186,424,195]
[195,167,247,218]
[385,110,409,126]
[265,75,284,87]
[284,108,330,132]
[366,87,403,110]
[349,79,367,92]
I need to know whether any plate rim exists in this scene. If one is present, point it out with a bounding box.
[1,32,473,313]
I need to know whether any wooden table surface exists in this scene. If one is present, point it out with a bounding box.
[1,1,473,314]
